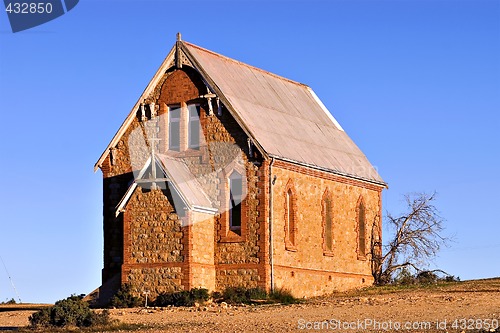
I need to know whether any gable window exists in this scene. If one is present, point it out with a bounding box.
[229,171,242,232]
[187,104,200,149]
[357,198,366,258]
[284,183,297,251]
[323,195,333,255]
[168,105,181,151]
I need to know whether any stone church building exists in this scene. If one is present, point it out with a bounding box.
[93,34,386,302]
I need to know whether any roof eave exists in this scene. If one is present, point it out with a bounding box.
[192,206,218,215]
[269,154,388,189]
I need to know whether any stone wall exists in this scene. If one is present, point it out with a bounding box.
[216,268,260,289]
[127,189,183,264]
[270,160,383,297]
[190,212,216,291]
[127,266,183,298]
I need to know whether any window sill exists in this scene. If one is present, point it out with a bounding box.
[285,241,297,252]
[220,229,245,243]
[323,250,334,257]
[165,148,202,157]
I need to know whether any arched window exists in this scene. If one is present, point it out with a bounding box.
[229,171,242,232]
[357,198,366,258]
[286,189,295,245]
[323,196,333,253]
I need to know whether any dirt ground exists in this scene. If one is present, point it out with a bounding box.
[1,278,499,332]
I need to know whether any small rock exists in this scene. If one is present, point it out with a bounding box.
[220,301,228,309]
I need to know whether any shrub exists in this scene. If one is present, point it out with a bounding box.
[29,295,111,328]
[0,298,16,305]
[154,288,209,307]
[393,268,415,285]
[29,307,51,327]
[444,275,460,282]
[392,268,459,286]
[269,288,297,304]
[155,290,192,307]
[246,287,268,300]
[153,286,297,307]
[416,271,438,284]
[220,286,297,305]
[221,286,251,304]
[189,287,210,302]
[211,291,222,301]
[110,284,143,308]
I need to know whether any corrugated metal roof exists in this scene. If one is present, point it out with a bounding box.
[183,42,384,185]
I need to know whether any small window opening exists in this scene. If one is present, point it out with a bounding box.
[168,105,181,151]
[229,171,242,232]
[187,104,200,149]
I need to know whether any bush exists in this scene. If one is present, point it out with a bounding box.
[220,286,297,305]
[189,287,210,302]
[29,295,112,328]
[29,307,51,327]
[392,268,459,286]
[269,288,297,304]
[211,291,222,301]
[1,298,16,305]
[155,291,192,307]
[393,268,416,285]
[220,286,251,304]
[444,275,460,282]
[247,288,268,300]
[110,284,143,308]
[416,271,438,284]
[154,288,209,307]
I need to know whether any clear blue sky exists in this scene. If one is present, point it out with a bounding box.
[0,0,499,304]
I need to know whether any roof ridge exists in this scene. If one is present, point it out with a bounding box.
[183,41,309,88]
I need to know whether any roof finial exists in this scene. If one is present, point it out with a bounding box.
[176,32,182,42]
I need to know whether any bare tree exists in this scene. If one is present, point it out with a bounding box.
[372,192,450,285]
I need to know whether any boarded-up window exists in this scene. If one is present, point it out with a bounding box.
[168,105,181,151]
[358,200,366,257]
[187,104,200,149]
[229,171,242,231]
[286,189,295,246]
[323,197,333,252]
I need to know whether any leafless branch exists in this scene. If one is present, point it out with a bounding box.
[372,192,450,284]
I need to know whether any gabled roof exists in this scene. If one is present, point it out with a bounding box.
[115,154,216,217]
[156,154,216,213]
[95,37,385,187]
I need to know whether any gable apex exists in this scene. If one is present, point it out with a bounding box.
[94,43,177,172]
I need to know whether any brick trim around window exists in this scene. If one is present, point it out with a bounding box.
[284,178,298,251]
[321,188,335,257]
[219,161,247,243]
[356,195,367,260]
